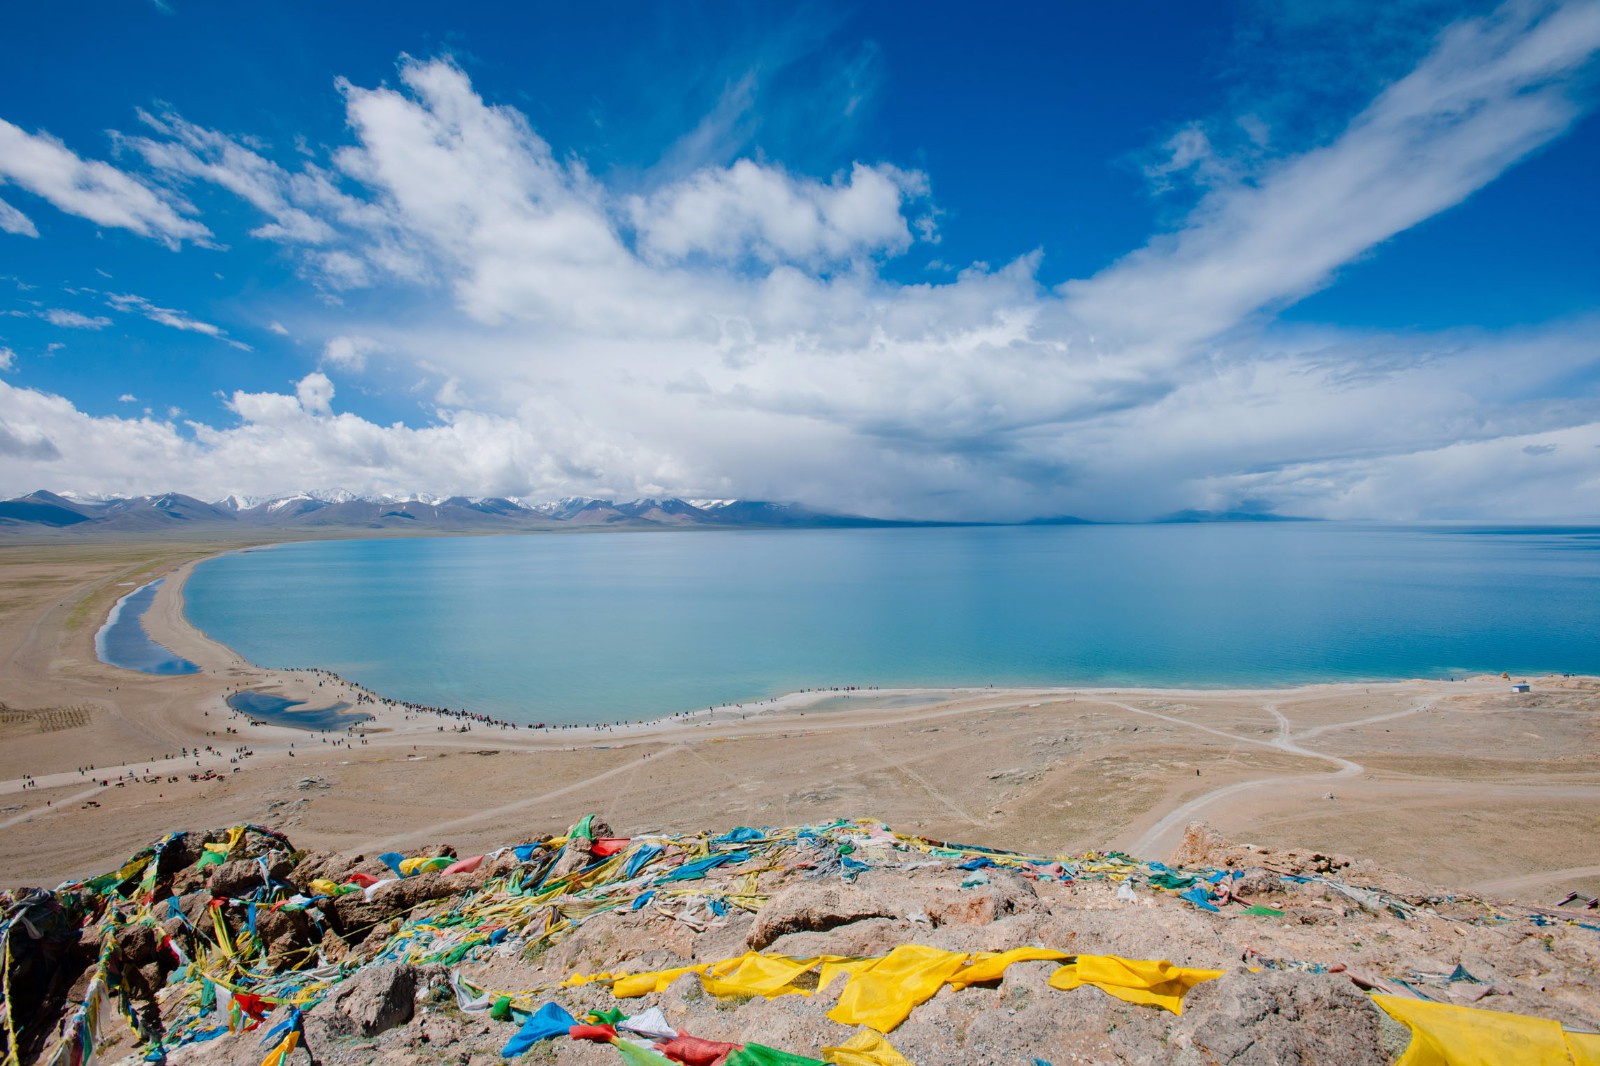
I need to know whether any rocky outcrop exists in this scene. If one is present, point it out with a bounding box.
[1172,970,1396,1065]
[24,817,1600,1066]
[326,872,460,943]
[748,867,1045,949]
[308,963,419,1037]
[207,856,293,898]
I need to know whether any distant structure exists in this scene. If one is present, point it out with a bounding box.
[1511,683,1531,693]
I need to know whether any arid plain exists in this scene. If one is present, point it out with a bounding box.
[2,534,1597,907]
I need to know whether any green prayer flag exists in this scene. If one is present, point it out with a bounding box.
[611,1039,678,1066]
[725,1044,826,1066]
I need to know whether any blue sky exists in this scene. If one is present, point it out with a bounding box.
[0,0,1597,520]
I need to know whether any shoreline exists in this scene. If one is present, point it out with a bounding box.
[1,536,1596,907]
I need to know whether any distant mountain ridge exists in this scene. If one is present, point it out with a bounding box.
[0,489,945,533]
[0,490,1318,532]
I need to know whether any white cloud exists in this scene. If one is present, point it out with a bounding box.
[293,372,335,415]
[123,109,338,245]
[267,321,290,336]
[105,292,251,350]
[0,195,38,237]
[40,308,112,329]
[1,2,1597,521]
[629,160,930,266]
[1063,0,1600,354]
[118,393,137,402]
[0,119,210,247]
[321,334,381,370]
[0,347,13,371]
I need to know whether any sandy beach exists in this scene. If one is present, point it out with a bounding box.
[1,534,1597,906]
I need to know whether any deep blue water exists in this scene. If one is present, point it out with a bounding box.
[96,579,199,675]
[183,525,1600,724]
[226,692,369,732]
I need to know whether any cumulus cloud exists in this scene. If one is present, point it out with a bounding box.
[629,160,931,266]
[0,347,13,371]
[293,371,335,416]
[0,118,209,247]
[0,1,1597,521]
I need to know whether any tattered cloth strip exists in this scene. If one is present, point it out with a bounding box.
[557,946,1219,1032]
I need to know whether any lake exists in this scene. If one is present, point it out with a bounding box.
[182,524,1600,724]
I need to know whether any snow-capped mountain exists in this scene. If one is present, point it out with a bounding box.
[0,489,934,533]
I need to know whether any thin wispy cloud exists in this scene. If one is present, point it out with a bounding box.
[104,293,251,350]
[39,309,112,329]
[0,118,210,248]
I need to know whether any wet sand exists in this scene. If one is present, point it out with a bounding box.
[1,535,1597,908]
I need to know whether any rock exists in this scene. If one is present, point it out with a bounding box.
[288,849,358,892]
[1173,969,1389,1065]
[416,842,460,860]
[154,832,206,883]
[1237,869,1284,897]
[113,923,158,966]
[317,926,351,964]
[178,890,211,929]
[254,907,316,966]
[748,868,1044,950]
[748,883,894,948]
[328,873,459,943]
[544,842,593,885]
[1170,822,1233,868]
[169,868,207,897]
[207,855,294,899]
[310,962,417,1037]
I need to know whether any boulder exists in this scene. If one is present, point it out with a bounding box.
[1170,822,1232,868]
[1172,969,1389,1065]
[254,907,317,966]
[328,873,459,943]
[309,962,417,1037]
[207,855,294,899]
[748,867,1044,950]
[112,923,158,966]
[288,849,358,892]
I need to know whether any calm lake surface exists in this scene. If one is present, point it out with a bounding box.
[97,579,199,675]
[183,525,1600,724]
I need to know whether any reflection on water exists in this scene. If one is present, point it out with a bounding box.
[226,691,369,732]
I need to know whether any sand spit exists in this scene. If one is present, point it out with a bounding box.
[0,538,1596,912]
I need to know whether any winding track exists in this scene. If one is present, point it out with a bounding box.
[1119,696,1436,858]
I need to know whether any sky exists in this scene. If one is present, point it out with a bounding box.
[0,0,1597,522]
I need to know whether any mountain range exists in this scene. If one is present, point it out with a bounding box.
[0,489,1321,534]
[0,489,943,534]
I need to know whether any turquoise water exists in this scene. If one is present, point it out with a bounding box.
[96,579,200,675]
[183,525,1600,724]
